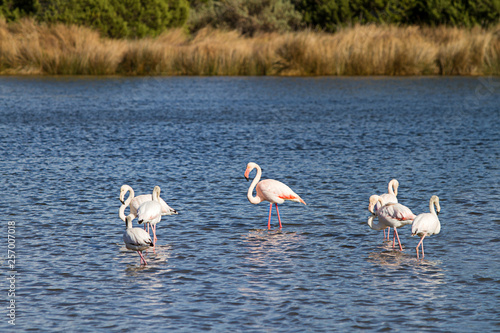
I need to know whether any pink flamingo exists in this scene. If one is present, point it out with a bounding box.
[137,186,163,247]
[412,195,441,259]
[373,179,399,240]
[244,162,306,230]
[368,195,416,251]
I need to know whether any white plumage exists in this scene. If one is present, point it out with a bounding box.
[137,186,163,246]
[368,195,416,251]
[412,195,441,259]
[120,184,178,220]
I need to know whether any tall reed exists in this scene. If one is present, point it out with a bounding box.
[0,18,499,76]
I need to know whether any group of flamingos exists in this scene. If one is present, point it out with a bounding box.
[119,162,441,265]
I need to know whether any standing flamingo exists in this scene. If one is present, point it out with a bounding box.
[244,162,306,230]
[121,212,153,265]
[368,195,416,251]
[412,195,441,259]
[120,184,178,221]
[137,186,163,247]
[373,179,399,240]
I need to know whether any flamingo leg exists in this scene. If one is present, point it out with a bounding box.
[268,203,273,230]
[275,204,282,229]
[416,234,426,259]
[393,228,403,251]
[386,227,391,241]
[137,251,147,265]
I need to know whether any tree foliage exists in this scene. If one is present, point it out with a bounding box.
[1,0,189,38]
[293,0,500,32]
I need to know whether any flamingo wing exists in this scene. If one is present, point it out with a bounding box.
[138,201,162,224]
[123,228,153,250]
[257,179,306,205]
[412,213,440,236]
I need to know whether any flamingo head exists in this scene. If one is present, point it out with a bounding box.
[244,162,259,181]
[119,184,130,204]
[389,179,399,196]
[368,195,384,214]
[152,186,161,201]
[431,195,440,215]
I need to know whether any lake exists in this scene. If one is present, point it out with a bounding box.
[1,76,499,332]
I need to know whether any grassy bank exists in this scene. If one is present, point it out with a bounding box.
[1,19,499,75]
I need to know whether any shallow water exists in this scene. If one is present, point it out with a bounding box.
[1,76,499,332]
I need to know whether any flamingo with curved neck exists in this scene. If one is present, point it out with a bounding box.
[137,186,163,247]
[373,179,400,240]
[120,184,178,221]
[244,162,306,230]
[368,194,416,251]
[412,195,441,259]
[120,209,153,265]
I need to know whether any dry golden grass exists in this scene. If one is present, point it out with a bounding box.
[0,18,499,76]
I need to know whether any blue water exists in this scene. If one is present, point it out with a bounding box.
[1,76,499,332]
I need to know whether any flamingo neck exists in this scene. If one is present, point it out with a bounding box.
[430,198,438,215]
[119,203,127,222]
[388,179,398,196]
[121,185,134,203]
[368,215,385,230]
[125,216,133,229]
[247,165,263,204]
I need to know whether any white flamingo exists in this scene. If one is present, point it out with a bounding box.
[373,179,399,240]
[368,195,416,251]
[412,195,441,259]
[244,162,306,230]
[119,184,178,221]
[137,186,163,246]
[120,206,153,265]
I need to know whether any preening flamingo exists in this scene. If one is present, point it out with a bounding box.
[412,195,441,259]
[244,162,306,230]
[368,195,416,251]
[373,179,399,240]
[120,184,178,220]
[121,212,153,265]
[137,186,163,247]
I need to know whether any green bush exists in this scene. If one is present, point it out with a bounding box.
[293,0,500,32]
[36,0,189,38]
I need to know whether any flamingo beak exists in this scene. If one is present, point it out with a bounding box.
[120,199,125,204]
[245,176,249,181]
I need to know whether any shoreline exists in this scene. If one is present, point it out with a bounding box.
[1,19,499,76]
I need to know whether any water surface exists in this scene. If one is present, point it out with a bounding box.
[1,76,499,332]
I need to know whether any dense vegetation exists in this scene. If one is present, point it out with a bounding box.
[0,0,499,38]
[0,0,189,38]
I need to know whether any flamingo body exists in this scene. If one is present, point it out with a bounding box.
[137,186,163,246]
[368,195,416,251]
[122,215,153,265]
[245,162,306,229]
[412,195,441,259]
[373,179,399,240]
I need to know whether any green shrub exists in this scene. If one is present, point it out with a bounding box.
[36,0,189,38]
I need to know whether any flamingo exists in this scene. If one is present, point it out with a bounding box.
[412,195,441,259]
[373,179,399,240]
[244,162,306,230]
[137,186,163,246]
[120,210,153,265]
[368,195,416,251]
[119,184,178,221]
